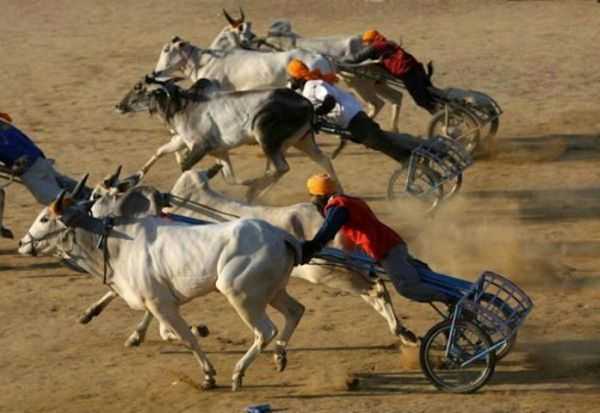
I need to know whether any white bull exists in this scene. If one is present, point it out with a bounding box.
[18,191,304,391]
[153,36,335,92]
[82,165,411,348]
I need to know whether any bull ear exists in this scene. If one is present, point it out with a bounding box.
[70,173,89,199]
[171,36,181,43]
[223,8,236,26]
[207,163,224,180]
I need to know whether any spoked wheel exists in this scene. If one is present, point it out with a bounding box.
[427,107,481,154]
[420,320,496,393]
[387,162,443,215]
[473,111,500,157]
[476,294,518,361]
[424,158,463,200]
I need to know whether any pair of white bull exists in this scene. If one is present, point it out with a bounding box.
[19,168,406,391]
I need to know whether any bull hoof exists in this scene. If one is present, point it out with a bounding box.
[124,332,142,347]
[79,313,93,325]
[231,374,243,391]
[191,324,210,338]
[1,227,14,239]
[201,377,216,390]
[274,350,287,372]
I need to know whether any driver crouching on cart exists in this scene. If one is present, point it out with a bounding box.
[287,58,424,163]
[343,30,438,115]
[0,112,82,238]
[300,174,452,346]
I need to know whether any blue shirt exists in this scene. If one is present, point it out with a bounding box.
[0,120,44,169]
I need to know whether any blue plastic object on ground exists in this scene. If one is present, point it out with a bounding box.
[245,404,271,413]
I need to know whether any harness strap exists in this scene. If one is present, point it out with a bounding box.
[96,217,114,285]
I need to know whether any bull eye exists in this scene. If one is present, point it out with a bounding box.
[164,46,170,52]
[41,216,49,223]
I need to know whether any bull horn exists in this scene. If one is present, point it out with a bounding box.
[51,190,68,216]
[223,8,236,26]
[207,163,224,179]
[104,165,122,187]
[70,173,89,199]
[239,7,245,22]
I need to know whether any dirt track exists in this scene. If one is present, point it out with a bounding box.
[1,1,600,412]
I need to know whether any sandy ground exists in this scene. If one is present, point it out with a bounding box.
[1,0,600,412]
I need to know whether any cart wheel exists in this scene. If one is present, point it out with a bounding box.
[387,163,443,215]
[425,159,463,200]
[477,293,518,361]
[481,115,500,140]
[420,320,496,393]
[427,108,481,154]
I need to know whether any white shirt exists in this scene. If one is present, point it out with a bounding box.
[301,80,363,128]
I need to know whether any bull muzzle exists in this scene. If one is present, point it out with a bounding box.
[114,103,128,114]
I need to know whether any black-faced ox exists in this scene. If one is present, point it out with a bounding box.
[19,186,305,391]
[82,165,412,348]
[115,76,340,201]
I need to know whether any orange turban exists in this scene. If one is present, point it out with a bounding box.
[287,59,338,84]
[306,174,337,196]
[362,29,386,44]
[0,112,12,123]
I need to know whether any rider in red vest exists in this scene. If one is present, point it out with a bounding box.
[300,174,451,345]
[344,30,438,114]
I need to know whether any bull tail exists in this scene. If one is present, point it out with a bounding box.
[283,235,302,267]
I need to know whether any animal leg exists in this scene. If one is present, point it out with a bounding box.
[293,265,407,338]
[331,137,348,160]
[79,291,118,324]
[293,133,343,193]
[343,77,384,118]
[374,84,404,132]
[211,151,241,185]
[359,280,404,337]
[225,295,278,391]
[0,188,13,239]
[140,134,187,176]
[268,289,305,372]
[145,299,217,390]
[245,151,288,202]
[124,311,154,347]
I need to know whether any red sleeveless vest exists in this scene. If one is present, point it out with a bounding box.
[372,39,418,77]
[325,195,403,260]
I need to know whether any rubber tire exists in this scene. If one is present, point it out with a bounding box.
[420,320,496,394]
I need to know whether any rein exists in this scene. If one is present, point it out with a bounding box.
[23,228,70,256]
[186,200,241,219]
[95,217,115,285]
[167,195,241,220]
